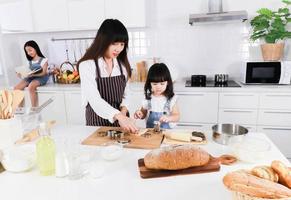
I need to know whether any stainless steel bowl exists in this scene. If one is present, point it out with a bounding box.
[212,124,248,145]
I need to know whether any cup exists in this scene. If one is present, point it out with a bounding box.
[0,118,23,149]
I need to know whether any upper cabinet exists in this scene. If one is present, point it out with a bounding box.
[31,0,69,32]
[0,0,146,33]
[104,0,146,28]
[67,0,105,30]
[0,0,33,32]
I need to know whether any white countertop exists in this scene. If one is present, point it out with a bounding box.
[35,80,291,93]
[0,125,289,200]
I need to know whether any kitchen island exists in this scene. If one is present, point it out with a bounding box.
[0,125,290,200]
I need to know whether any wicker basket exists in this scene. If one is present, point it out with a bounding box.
[55,61,80,84]
[232,191,291,200]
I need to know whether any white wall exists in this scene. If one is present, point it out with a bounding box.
[2,0,291,86]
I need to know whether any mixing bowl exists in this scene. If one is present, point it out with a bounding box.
[228,135,271,163]
[212,123,248,145]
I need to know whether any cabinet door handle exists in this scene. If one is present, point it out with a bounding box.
[262,127,291,131]
[223,94,254,97]
[265,94,291,97]
[223,110,253,113]
[177,123,203,127]
[178,94,204,96]
[264,111,291,114]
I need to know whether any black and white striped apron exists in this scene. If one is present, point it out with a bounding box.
[86,59,126,126]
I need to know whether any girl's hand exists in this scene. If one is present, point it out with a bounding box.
[16,72,21,78]
[114,113,138,133]
[134,110,143,119]
[159,115,170,123]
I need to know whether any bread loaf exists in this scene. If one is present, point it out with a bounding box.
[223,170,291,199]
[271,160,291,189]
[251,166,279,182]
[144,145,210,170]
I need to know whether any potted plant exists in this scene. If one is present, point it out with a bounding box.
[250,0,291,61]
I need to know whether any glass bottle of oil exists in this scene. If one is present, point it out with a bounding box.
[36,122,55,176]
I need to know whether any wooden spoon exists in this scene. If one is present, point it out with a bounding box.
[1,90,8,119]
[5,90,13,119]
[11,90,24,114]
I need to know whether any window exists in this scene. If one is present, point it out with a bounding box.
[128,31,150,58]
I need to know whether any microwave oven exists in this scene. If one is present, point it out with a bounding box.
[241,61,291,84]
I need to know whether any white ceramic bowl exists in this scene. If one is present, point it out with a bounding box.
[1,145,36,173]
[228,135,271,163]
[100,143,123,161]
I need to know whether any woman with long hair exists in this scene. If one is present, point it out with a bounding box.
[14,40,49,107]
[78,19,137,132]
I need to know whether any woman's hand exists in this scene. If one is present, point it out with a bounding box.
[114,113,138,133]
[134,110,144,119]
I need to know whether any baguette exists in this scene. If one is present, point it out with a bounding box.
[144,144,210,170]
[271,160,291,189]
[223,170,291,199]
[252,166,279,183]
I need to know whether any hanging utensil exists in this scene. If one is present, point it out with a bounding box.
[72,40,77,65]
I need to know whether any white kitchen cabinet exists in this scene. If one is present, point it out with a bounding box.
[219,93,259,109]
[105,0,146,27]
[218,109,258,125]
[177,93,218,124]
[37,91,67,125]
[31,0,69,32]
[176,122,213,131]
[67,0,105,30]
[218,92,258,128]
[0,0,33,32]
[127,91,144,128]
[258,110,291,126]
[258,126,291,159]
[259,93,291,110]
[64,92,85,125]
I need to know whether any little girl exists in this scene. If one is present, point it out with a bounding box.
[14,40,49,107]
[134,63,180,129]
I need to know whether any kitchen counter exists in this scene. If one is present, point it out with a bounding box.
[35,80,291,93]
[0,125,289,200]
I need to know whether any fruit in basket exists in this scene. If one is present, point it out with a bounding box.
[62,73,68,79]
[74,75,80,81]
[66,70,73,75]
[68,74,75,80]
[72,70,79,76]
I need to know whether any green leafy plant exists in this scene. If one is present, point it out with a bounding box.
[250,0,291,43]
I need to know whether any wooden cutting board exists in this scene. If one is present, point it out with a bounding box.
[81,127,164,149]
[138,157,220,179]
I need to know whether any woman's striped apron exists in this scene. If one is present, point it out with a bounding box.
[85,59,126,126]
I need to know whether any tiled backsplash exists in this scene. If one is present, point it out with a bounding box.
[2,0,291,86]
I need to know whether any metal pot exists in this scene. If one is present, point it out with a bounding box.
[212,124,248,145]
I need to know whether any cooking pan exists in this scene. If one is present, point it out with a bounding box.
[212,124,248,145]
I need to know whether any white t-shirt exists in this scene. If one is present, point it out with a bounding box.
[142,95,178,112]
[142,95,178,128]
[31,57,48,67]
[79,57,129,123]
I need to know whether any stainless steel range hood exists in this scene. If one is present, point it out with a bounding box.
[189,0,248,25]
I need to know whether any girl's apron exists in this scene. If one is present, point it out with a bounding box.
[146,99,171,129]
[29,58,43,71]
[86,59,126,126]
